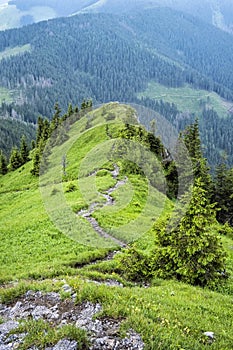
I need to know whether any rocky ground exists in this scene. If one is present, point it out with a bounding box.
[0,284,144,350]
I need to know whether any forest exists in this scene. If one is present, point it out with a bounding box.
[1,8,233,166]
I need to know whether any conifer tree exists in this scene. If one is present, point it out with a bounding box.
[0,151,8,175]
[31,148,41,176]
[50,102,61,133]
[67,102,73,117]
[36,116,44,147]
[9,147,22,171]
[152,178,227,286]
[213,161,233,225]
[20,135,29,164]
[41,119,51,143]
[180,119,212,194]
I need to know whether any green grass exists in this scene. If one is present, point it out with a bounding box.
[0,86,16,104]
[0,43,28,103]
[0,162,108,283]
[138,81,232,118]
[1,103,233,349]
[0,103,145,281]
[0,44,31,61]
[2,273,233,349]
[73,279,233,350]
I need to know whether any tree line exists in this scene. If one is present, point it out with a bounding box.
[1,10,233,168]
[0,99,92,176]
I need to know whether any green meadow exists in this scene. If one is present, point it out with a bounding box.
[139,81,232,118]
[0,103,233,349]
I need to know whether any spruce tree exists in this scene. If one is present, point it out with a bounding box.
[20,135,29,164]
[67,102,73,117]
[180,119,212,194]
[50,102,61,133]
[9,147,22,171]
[0,151,8,175]
[214,161,233,225]
[152,178,227,286]
[36,116,44,147]
[31,149,41,176]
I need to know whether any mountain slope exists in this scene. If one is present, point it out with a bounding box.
[0,103,169,280]
[1,9,233,164]
[0,103,233,349]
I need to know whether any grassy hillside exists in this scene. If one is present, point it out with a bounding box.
[139,82,232,119]
[0,103,233,349]
[0,103,168,281]
[0,44,31,61]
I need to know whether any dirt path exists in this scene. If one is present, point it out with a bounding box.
[78,165,128,247]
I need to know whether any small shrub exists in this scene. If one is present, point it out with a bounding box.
[96,169,109,177]
[65,182,77,192]
[115,246,153,282]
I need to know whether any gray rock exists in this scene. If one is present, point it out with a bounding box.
[0,291,144,350]
[91,329,144,350]
[62,284,73,294]
[48,339,78,350]
[0,321,19,339]
[31,305,54,321]
[0,321,20,349]
[203,331,215,339]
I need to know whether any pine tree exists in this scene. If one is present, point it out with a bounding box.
[0,151,8,175]
[152,178,227,286]
[180,119,212,194]
[213,161,233,225]
[31,140,36,150]
[9,147,22,171]
[67,102,73,117]
[50,102,61,133]
[31,149,41,176]
[41,119,51,143]
[20,135,29,164]
[36,116,44,147]
[74,105,79,113]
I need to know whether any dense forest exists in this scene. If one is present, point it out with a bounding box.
[1,9,233,166]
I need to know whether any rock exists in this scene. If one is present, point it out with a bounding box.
[0,321,20,349]
[76,302,102,332]
[0,292,144,350]
[47,339,78,350]
[203,331,214,339]
[0,321,19,340]
[91,330,144,349]
[31,305,54,321]
[62,284,73,294]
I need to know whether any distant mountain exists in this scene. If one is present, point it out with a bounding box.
[1,0,233,34]
[1,8,233,165]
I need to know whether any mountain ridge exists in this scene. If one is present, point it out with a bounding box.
[1,0,233,35]
[1,8,233,164]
